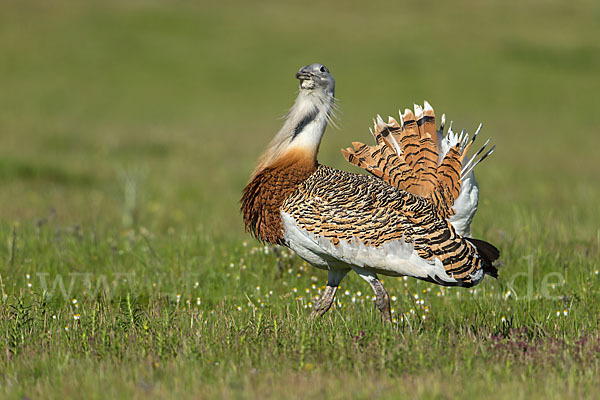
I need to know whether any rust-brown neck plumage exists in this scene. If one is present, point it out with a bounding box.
[241,149,318,244]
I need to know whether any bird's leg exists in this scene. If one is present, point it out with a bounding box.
[310,285,337,319]
[272,245,283,277]
[354,269,392,324]
[310,269,349,319]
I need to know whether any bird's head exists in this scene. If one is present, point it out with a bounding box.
[296,63,335,96]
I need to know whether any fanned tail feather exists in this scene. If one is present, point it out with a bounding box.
[465,238,500,278]
[342,101,494,220]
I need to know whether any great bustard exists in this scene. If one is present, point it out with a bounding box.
[241,63,499,323]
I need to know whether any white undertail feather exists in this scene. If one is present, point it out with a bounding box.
[435,114,494,237]
[450,170,479,237]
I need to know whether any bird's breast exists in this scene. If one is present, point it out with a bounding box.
[241,149,318,244]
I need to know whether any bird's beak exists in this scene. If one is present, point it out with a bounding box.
[296,69,312,80]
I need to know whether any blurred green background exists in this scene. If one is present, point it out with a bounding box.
[0,0,598,240]
[1,2,599,398]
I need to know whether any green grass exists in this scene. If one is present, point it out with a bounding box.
[1,0,599,398]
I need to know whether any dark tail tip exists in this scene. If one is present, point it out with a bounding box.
[465,237,500,279]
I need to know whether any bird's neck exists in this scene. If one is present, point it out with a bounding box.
[250,89,334,179]
[283,90,334,158]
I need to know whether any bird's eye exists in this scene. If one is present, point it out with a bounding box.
[320,66,326,73]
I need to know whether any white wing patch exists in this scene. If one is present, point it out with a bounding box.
[281,212,458,284]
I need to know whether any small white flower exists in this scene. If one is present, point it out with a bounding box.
[391,296,397,302]
[344,290,351,296]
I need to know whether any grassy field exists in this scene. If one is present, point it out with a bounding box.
[1,0,599,398]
